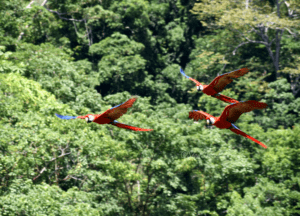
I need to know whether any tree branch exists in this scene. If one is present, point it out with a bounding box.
[219,56,227,74]
[33,167,46,180]
[290,74,300,96]
[276,0,283,18]
[84,19,93,46]
[41,0,48,6]
[284,1,296,18]
[44,7,85,22]
[245,0,249,9]
[233,40,268,55]
[49,144,71,161]
[284,27,297,36]
[25,1,35,9]
[18,0,49,40]
[49,152,71,162]
[123,180,134,211]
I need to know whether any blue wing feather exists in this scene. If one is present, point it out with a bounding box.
[218,69,240,77]
[110,102,124,110]
[55,113,78,120]
[180,68,190,79]
[231,123,239,129]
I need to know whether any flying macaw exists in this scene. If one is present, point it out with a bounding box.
[55,97,153,131]
[189,100,268,148]
[180,68,250,103]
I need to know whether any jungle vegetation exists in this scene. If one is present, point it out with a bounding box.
[1,0,300,215]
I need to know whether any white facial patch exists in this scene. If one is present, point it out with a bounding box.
[209,117,215,124]
[88,115,95,122]
[197,85,203,91]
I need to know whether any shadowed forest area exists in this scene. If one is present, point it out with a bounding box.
[1,0,300,215]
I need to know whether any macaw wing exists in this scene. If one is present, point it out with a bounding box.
[180,68,202,86]
[55,113,87,120]
[189,110,214,121]
[102,97,137,121]
[219,100,268,123]
[230,126,267,149]
[111,121,153,131]
[211,94,239,104]
[208,68,250,93]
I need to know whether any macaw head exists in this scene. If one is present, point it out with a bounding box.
[206,117,215,125]
[85,115,95,123]
[197,85,204,91]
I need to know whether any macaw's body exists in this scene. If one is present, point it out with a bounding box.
[56,97,153,131]
[180,68,250,104]
[189,100,268,148]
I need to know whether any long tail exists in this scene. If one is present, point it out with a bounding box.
[211,94,239,104]
[230,128,267,149]
[111,121,153,131]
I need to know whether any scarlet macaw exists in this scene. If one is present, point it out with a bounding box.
[55,97,153,131]
[189,100,268,148]
[180,68,250,103]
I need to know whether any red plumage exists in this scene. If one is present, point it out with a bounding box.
[230,128,267,149]
[56,97,153,132]
[181,68,249,103]
[189,100,268,148]
[208,68,250,93]
[111,121,153,131]
[211,94,239,104]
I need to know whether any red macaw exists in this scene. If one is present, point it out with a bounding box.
[55,97,153,131]
[180,68,250,103]
[189,100,268,148]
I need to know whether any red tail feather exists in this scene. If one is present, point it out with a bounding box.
[230,128,267,148]
[212,94,239,104]
[112,122,153,131]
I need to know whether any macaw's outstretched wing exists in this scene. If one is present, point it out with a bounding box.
[230,125,267,148]
[102,97,137,121]
[180,68,202,86]
[189,110,215,121]
[211,94,239,104]
[111,121,153,131]
[219,100,268,123]
[55,113,87,120]
[208,68,250,93]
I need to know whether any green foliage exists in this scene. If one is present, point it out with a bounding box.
[192,0,300,29]
[10,43,102,113]
[227,178,300,215]
[90,33,147,94]
[1,180,102,215]
[0,0,300,215]
[262,79,300,128]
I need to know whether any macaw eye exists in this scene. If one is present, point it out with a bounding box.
[209,117,215,124]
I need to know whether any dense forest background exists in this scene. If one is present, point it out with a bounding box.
[1,0,300,215]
